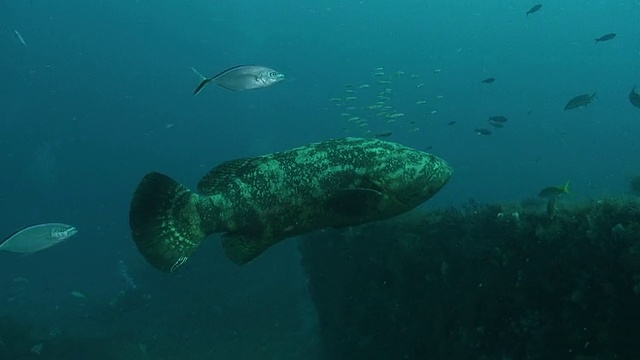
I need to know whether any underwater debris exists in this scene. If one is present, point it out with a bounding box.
[30,342,43,355]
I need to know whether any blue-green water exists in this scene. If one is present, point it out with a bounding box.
[1,1,639,358]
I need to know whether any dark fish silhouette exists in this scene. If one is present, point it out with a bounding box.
[488,116,508,123]
[129,138,452,271]
[481,77,496,84]
[526,4,542,16]
[447,121,457,126]
[564,93,596,110]
[629,87,640,108]
[374,131,393,138]
[538,181,570,198]
[474,128,492,136]
[595,33,616,43]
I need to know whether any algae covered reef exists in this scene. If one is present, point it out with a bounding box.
[300,196,640,360]
[0,315,138,360]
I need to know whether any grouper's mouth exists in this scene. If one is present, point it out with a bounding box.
[383,186,411,209]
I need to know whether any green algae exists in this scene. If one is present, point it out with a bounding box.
[300,196,640,360]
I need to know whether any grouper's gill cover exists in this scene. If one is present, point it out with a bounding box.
[129,137,452,273]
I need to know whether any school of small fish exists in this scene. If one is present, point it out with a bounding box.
[327,68,432,138]
[324,4,636,142]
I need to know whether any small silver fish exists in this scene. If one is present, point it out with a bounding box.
[0,223,77,253]
[191,65,284,94]
[14,30,28,50]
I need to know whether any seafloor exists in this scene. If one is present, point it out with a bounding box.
[3,195,640,359]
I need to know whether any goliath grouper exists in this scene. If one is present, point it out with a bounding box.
[129,137,452,272]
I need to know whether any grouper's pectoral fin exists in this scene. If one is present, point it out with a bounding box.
[326,188,386,217]
[221,233,280,265]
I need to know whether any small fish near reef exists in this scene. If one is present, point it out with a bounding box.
[594,33,616,43]
[191,65,284,94]
[629,87,640,109]
[538,181,570,198]
[1,223,78,254]
[526,4,542,16]
[374,131,393,138]
[481,77,496,84]
[564,93,596,110]
[539,181,569,218]
[129,138,453,272]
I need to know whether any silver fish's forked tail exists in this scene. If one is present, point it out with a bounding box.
[190,67,212,95]
[129,172,213,272]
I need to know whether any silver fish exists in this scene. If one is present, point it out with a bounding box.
[191,65,284,94]
[13,30,28,50]
[1,223,78,253]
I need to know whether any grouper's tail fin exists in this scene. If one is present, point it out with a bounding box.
[191,67,212,95]
[129,172,208,273]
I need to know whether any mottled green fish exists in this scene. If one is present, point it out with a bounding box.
[129,138,452,272]
[538,181,570,198]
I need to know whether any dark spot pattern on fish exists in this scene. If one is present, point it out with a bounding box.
[129,138,453,272]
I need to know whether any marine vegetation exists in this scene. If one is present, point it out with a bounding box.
[300,196,640,360]
[0,315,144,360]
[629,174,640,195]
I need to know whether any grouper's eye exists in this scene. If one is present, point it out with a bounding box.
[269,71,278,77]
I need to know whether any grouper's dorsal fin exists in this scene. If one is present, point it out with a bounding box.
[197,157,265,195]
[221,233,279,265]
